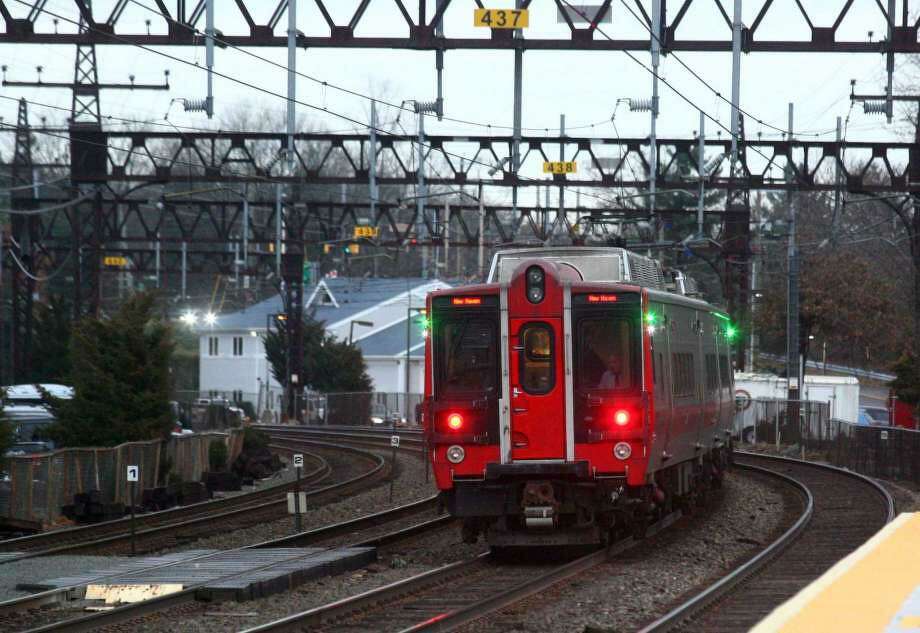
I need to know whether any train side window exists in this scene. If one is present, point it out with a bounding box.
[705,354,719,393]
[671,352,695,397]
[719,354,732,387]
[519,324,555,394]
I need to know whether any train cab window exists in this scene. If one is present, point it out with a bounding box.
[576,318,638,391]
[440,319,498,395]
[519,324,554,394]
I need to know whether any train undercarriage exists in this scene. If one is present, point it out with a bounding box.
[448,446,730,548]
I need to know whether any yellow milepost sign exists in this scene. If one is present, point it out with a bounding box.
[353,225,380,239]
[103,256,128,267]
[543,161,577,174]
[474,8,529,28]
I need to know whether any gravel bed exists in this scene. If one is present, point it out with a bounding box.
[163,450,436,552]
[96,523,486,632]
[458,468,795,633]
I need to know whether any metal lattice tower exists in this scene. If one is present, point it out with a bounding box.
[10,98,38,381]
[71,2,101,127]
[722,115,752,368]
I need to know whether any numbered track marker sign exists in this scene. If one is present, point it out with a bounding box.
[293,453,304,469]
[391,436,400,448]
[474,8,529,28]
[542,161,577,174]
[126,465,139,482]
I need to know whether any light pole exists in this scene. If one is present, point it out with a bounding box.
[349,320,374,344]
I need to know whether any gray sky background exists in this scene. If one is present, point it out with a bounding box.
[0,0,915,205]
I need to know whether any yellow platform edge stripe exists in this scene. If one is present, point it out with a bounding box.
[752,512,917,633]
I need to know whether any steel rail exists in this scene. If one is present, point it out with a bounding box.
[239,511,683,633]
[13,439,406,632]
[636,451,896,633]
[0,446,332,560]
[0,447,326,557]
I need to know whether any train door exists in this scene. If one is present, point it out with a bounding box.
[508,318,566,460]
[656,303,674,458]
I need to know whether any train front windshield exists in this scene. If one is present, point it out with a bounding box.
[575,316,640,393]
[439,319,498,396]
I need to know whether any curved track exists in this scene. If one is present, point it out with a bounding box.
[4,437,425,632]
[639,451,895,633]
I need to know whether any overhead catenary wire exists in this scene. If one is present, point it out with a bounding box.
[120,0,612,134]
[0,2,627,211]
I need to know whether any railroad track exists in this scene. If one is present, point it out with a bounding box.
[258,424,425,455]
[236,512,681,633]
[0,436,395,560]
[638,451,896,633]
[0,447,327,559]
[4,441,430,632]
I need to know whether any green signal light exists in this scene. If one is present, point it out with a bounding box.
[644,311,658,325]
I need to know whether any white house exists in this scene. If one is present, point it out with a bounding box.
[196,277,449,407]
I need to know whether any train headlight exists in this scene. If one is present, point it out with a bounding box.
[613,442,632,460]
[446,445,466,464]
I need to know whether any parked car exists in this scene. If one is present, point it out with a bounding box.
[857,406,891,427]
[4,441,53,457]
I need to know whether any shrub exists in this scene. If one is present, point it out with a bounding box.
[242,426,270,452]
[208,440,229,471]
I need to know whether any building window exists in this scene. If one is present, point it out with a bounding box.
[232,336,243,356]
[208,336,219,356]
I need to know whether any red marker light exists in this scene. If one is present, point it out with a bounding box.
[447,413,464,430]
[613,409,630,427]
[587,294,618,303]
[451,297,482,306]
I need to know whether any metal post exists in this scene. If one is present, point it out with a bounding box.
[286,0,297,158]
[786,103,801,404]
[275,183,283,276]
[129,480,136,555]
[650,0,661,232]
[885,0,895,123]
[389,415,397,502]
[242,186,250,289]
[478,183,485,279]
[293,463,302,532]
[417,110,427,278]
[205,0,214,118]
[154,231,161,289]
[831,117,843,241]
[697,110,706,236]
[511,0,523,215]
[729,0,742,163]
[558,114,566,238]
[748,256,758,372]
[443,201,450,276]
[369,101,378,217]
[404,301,411,419]
[181,241,187,299]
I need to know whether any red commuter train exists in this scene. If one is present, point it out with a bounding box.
[422,248,735,548]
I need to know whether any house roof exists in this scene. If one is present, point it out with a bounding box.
[357,314,427,359]
[207,277,441,332]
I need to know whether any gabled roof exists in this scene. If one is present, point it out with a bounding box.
[357,314,428,359]
[206,277,443,332]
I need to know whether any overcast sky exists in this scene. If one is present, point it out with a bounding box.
[0,0,915,200]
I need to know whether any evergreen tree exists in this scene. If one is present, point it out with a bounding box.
[28,294,73,384]
[45,292,175,447]
[264,314,372,393]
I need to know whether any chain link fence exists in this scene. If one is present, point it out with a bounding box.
[0,431,243,528]
[735,397,920,486]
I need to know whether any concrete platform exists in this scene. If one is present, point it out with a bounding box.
[753,512,920,632]
[20,547,376,602]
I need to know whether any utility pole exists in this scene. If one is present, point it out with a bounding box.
[650,0,661,237]
[786,103,801,403]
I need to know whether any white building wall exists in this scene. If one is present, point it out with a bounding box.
[365,357,424,394]
[198,330,281,398]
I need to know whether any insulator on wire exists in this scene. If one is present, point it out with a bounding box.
[413,100,440,115]
[628,98,653,113]
[863,100,889,116]
[180,98,209,113]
